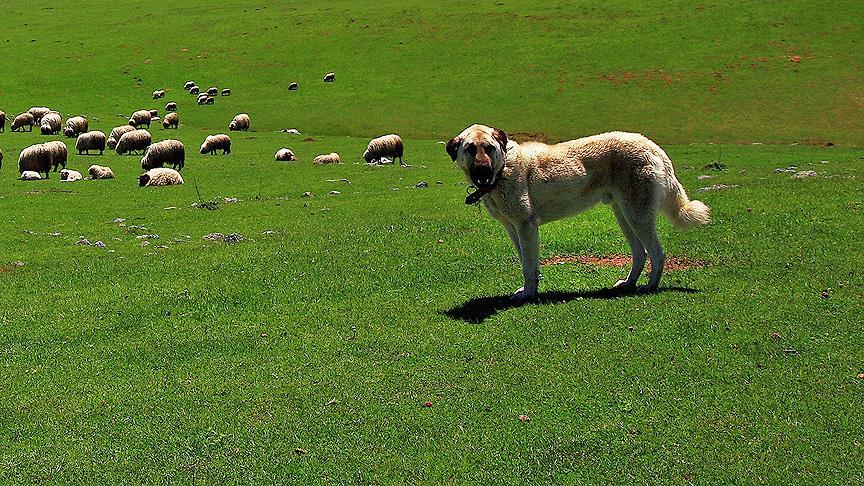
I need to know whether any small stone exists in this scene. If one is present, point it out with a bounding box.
[423,401,433,408]
[821,289,831,299]
[294,448,307,455]
[699,184,740,192]
[770,332,782,341]
[857,373,864,380]
[415,181,428,188]
[792,170,817,179]
[203,233,225,241]
[328,190,341,196]
[139,241,150,247]
[747,208,753,212]
[518,415,530,422]
[697,175,713,180]
[436,181,444,185]
[163,206,178,210]
[627,326,635,332]
[75,238,91,246]
[136,234,159,240]
[93,241,106,248]
[774,166,797,174]
[262,230,276,235]
[438,239,445,244]
[112,218,126,223]
[224,197,238,203]
[301,191,313,197]
[223,233,245,244]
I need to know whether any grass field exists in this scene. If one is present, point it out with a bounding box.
[1,0,863,483]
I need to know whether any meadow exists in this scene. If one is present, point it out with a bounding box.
[1,0,862,483]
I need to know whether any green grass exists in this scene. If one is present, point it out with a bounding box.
[1,0,863,483]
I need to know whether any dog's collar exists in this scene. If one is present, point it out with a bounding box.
[465,166,505,205]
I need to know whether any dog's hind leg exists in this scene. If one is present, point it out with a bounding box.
[611,202,646,291]
[619,205,665,292]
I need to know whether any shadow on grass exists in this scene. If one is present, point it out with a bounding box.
[443,286,699,324]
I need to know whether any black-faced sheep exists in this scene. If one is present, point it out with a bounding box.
[165,102,177,111]
[18,144,51,178]
[139,167,184,187]
[11,112,35,132]
[60,168,82,182]
[76,131,107,155]
[229,113,250,131]
[288,82,299,91]
[88,165,114,179]
[141,139,185,171]
[63,116,88,138]
[152,89,165,99]
[107,125,136,150]
[199,134,231,155]
[189,85,200,95]
[313,152,341,165]
[275,148,296,161]
[221,88,231,96]
[184,81,196,90]
[197,94,210,105]
[324,72,336,82]
[40,112,62,135]
[363,134,404,165]
[162,112,179,129]
[207,87,218,96]
[115,129,152,155]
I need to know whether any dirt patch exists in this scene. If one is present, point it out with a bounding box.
[797,138,834,147]
[509,132,552,144]
[541,254,706,271]
[0,261,25,273]
[23,188,77,195]
[302,137,316,143]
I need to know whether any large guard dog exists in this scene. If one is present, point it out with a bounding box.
[447,124,710,301]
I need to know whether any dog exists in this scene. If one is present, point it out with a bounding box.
[447,124,710,301]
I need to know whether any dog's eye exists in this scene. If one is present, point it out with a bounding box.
[482,144,494,153]
[465,143,477,155]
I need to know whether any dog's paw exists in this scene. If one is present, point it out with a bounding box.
[613,279,637,293]
[635,285,660,295]
[510,287,537,303]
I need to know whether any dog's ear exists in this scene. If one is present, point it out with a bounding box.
[446,136,462,161]
[491,127,508,152]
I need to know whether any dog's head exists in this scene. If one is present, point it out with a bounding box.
[446,124,508,190]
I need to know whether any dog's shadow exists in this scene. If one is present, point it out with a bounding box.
[442,286,698,324]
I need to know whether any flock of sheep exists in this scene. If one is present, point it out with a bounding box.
[0,72,407,190]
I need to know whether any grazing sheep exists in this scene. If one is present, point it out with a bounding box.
[63,116,88,138]
[165,102,177,111]
[139,167,184,187]
[43,140,68,171]
[197,94,210,105]
[60,168,82,182]
[88,165,114,179]
[19,171,42,181]
[199,134,231,155]
[221,88,231,96]
[363,134,404,165]
[129,110,152,128]
[107,125,135,150]
[189,85,200,95]
[275,148,296,161]
[141,139,185,171]
[76,131,107,155]
[17,144,51,178]
[280,128,301,134]
[28,106,51,124]
[229,113,250,131]
[11,112,35,132]
[149,109,158,118]
[162,112,179,129]
[288,82,299,90]
[207,87,218,96]
[184,81,196,90]
[0,111,5,132]
[40,112,62,135]
[206,97,214,105]
[324,72,336,82]
[115,129,152,155]
[313,152,341,165]
[152,89,165,99]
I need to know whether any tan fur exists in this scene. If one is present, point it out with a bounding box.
[448,124,710,300]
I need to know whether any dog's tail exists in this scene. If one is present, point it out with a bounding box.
[662,174,711,229]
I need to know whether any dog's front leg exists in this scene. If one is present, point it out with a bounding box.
[512,221,540,301]
[503,222,522,259]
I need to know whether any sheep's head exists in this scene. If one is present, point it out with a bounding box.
[229,121,236,130]
[63,127,75,137]
[138,173,150,187]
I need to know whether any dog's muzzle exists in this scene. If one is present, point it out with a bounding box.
[470,164,495,190]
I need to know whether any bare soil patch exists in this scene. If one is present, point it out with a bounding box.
[541,253,706,271]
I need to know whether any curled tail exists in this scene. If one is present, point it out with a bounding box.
[663,176,711,228]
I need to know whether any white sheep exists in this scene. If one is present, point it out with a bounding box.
[313,152,341,165]
[189,85,200,95]
[115,129,152,155]
[139,167,184,187]
[207,87,218,96]
[40,112,62,135]
[0,111,6,132]
[60,169,82,182]
[141,139,185,171]
[162,112,179,129]
[19,171,42,181]
[107,125,136,150]
[88,165,115,179]
[63,116,88,138]
[152,89,165,99]
[324,72,335,82]
[76,131,107,155]
[11,112,35,132]
[197,94,210,105]
[288,82,299,90]
[199,134,231,155]
[128,110,152,128]
[184,81,196,90]
[229,113,250,131]
[28,106,51,124]
[165,102,177,111]
[363,134,404,165]
[43,141,68,171]
[17,144,51,178]
[221,88,231,96]
[275,148,296,161]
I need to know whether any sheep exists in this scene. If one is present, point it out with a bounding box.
[20,171,42,181]
[207,87,218,96]
[189,85,200,95]
[107,125,135,150]
[0,111,5,132]
[275,148,296,161]
[363,134,404,165]
[60,168,82,182]
[221,88,231,96]
[128,110,151,128]
[152,89,165,99]
[324,72,335,82]
[280,128,301,134]
[40,112,62,135]
[165,102,177,111]
[229,113,250,131]
[184,81,196,90]
[43,140,68,171]
[199,134,231,155]
[63,116,88,138]
[76,131,107,155]
[288,82,299,90]
[197,94,210,105]
[313,152,341,165]
[162,112,179,129]
[88,165,114,179]
[11,112,35,132]
[28,106,51,124]
[115,129,152,155]
[17,144,51,178]
[149,109,159,118]
[206,97,214,105]
[139,167,184,187]
[141,139,185,171]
